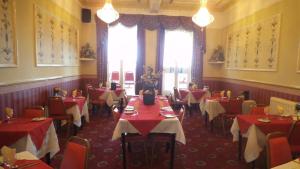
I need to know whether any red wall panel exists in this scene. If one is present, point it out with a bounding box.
[0,77,82,119]
[203,79,300,105]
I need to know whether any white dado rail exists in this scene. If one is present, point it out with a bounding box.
[269,97,297,116]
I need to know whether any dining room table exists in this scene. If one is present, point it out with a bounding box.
[271,158,300,169]
[0,151,53,169]
[179,89,209,107]
[92,87,126,107]
[112,96,186,144]
[0,117,59,159]
[63,96,89,127]
[230,114,295,163]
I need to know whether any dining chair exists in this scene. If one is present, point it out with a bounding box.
[221,98,243,135]
[288,120,300,156]
[48,96,74,136]
[60,136,90,169]
[242,100,257,114]
[88,88,106,115]
[249,106,266,115]
[124,71,135,88]
[148,133,176,169]
[112,105,121,122]
[121,133,148,169]
[85,84,93,96]
[266,132,292,169]
[211,91,222,98]
[111,71,120,83]
[173,87,186,112]
[22,106,45,118]
[72,89,83,97]
[175,107,185,124]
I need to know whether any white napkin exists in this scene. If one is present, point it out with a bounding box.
[4,108,13,118]
[227,90,231,99]
[220,90,225,97]
[1,146,16,165]
[161,106,173,111]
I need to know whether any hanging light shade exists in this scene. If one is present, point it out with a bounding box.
[96,0,119,24]
[192,0,214,27]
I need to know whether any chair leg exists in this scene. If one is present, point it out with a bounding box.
[222,117,226,135]
[45,152,51,164]
[143,143,149,167]
[210,120,214,132]
[170,135,175,169]
[121,134,127,169]
[128,143,132,152]
[205,112,208,128]
[150,142,156,167]
[238,131,242,161]
[165,142,170,153]
[73,124,78,136]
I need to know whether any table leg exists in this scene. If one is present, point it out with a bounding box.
[205,112,208,128]
[238,131,242,161]
[251,161,255,169]
[210,119,214,132]
[45,152,51,164]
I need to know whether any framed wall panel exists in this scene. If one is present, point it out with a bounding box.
[0,0,17,67]
[34,4,79,67]
[297,42,300,73]
[225,14,281,71]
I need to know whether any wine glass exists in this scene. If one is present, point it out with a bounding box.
[3,150,17,169]
[4,108,13,122]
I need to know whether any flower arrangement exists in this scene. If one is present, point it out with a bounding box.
[209,45,224,62]
[80,43,95,59]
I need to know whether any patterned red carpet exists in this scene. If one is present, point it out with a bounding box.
[50,112,253,169]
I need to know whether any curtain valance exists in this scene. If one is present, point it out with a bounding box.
[109,14,202,32]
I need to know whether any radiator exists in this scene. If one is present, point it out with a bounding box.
[269,97,297,115]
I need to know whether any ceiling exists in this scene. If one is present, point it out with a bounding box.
[80,0,239,13]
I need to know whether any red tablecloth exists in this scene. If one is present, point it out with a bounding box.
[237,114,293,134]
[191,90,206,100]
[63,97,86,113]
[0,118,52,149]
[3,160,53,169]
[122,97,171,135]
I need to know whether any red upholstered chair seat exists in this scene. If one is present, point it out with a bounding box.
[250,106,265,115]
[48,96,74,136]
[288,120,300,155]
[50,115,73,120]
[90,99,106,105]
[267,132,292,168]
[290,145,300,154]
[60,137,90,169]
[23,107,44,118]
[268,137,292,168]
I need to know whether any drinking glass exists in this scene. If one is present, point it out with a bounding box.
[3,151,17,168]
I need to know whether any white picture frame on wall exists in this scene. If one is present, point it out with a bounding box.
[297,42,300,73]
[34,4,79,67]
[225,14,281,72]
[0,0,18,68]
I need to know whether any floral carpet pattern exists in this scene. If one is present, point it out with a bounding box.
[51,112,254,169]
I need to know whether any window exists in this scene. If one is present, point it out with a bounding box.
[108,23,137,95]
[162,29,194,95]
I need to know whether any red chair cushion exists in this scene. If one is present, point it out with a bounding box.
[268,137,292,168]
[290,145,300,154]
[60,142,87,169]
[23,109,43,118]
[250,107,265,115]
[50,115,72,120]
